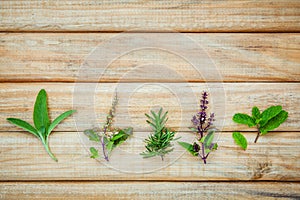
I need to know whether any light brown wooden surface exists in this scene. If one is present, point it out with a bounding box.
[1,1,300,32]
[1,182,300,200]
[0,33,299,82]
[1,83,299,132]
[0,131,299,181]
[1,1,300,199]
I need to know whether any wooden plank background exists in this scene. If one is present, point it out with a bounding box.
[0,0,299,199]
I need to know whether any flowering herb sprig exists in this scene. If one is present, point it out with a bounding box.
[178,91,218,164]
[84,93,133,161]
[140,108,178,161]
[232,105,288,150]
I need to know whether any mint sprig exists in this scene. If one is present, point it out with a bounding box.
[232,105,288,145]
[7,89,76,162]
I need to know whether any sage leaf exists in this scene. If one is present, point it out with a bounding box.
[33,89,50,134]
[232,132,247,150]
[7,118,39,137]
[260,110,288,135]
[233,113,256,127]
[260,105,282,127]
[47,110,76,135]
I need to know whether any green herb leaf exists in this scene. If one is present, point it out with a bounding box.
[47,110,76,135]
[106,141,114,153]
[232,132,248,150]
[33,89,50,135]
[232,113,256,127]
[260,105,282,127]
[89,147,99,159]
[7,118,39,137]
[178,141,198,156]
[252,106,261,124]
[203,129,215,148]
[84,129,100,142]
[260,110,288,135]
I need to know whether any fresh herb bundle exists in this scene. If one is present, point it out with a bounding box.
[232,105,288,150]
[178,91,218,164]
[7,89,76,162]
[84,93,133,161]
[140,108,178,161]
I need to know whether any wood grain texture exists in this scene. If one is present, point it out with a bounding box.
[1,33,299,82]
[1,1,300,32]
[1,182,300,200]
[1,83,299,132]
[0,131,299,181]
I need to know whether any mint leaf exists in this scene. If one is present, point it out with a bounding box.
[33,89,50,135]
[260,105,282,127]
[260,110,288,135]
[84,129,100,142]
[233,113,256,127]
[7,118,39,137]
[47,110,76,136]
[178,141,198,156]
[232,132,247,150]
[252,106,261,124]
[90,147,99,159]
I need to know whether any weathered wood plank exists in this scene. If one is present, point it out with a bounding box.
[1,1,299,32]
[0,33,299,82]
[1,83,299,132]
[0,131,299,180]
[1,182,299,200]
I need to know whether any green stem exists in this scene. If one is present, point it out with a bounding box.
[42,138,58,162]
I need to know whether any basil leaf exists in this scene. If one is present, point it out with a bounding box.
[233,113,256,127]
[33,89,50,136]
[232,132,248,150]
[204,129,214,148]
[89,147,99,159]
[260,110,288,135]
[178,141,198,156]
[84,129,100,142]
[259,105,282,127]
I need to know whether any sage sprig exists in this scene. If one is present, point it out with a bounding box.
[7,89,76,162]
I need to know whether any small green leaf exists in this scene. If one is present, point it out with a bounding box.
[33,89,50,136]
[48,110,76,135]
[89,147,99,159]
[260,110,288,135]
[7,118,39,137]
[252,106,261,123]
[178,141,198,156]
[260,105,282,127]
[111,132,126,141]
[212,143,218,150]
[122,127,133,135]
[204,130,214,148]
[232,132,248,150]
[84,129,100,142]
[106,141,114,152]
[233,113,256,127]
[188,127,198,132]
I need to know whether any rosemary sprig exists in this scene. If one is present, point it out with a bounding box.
[140,108,178,161]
